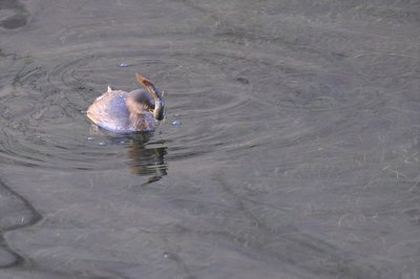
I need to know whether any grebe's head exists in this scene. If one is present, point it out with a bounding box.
[136,73,165,121]
[153,94,165,121]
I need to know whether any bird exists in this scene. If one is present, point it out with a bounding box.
[87,74,165,133]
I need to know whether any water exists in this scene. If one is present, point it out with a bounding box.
[1,0,419,278]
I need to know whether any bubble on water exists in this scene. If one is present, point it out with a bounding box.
[171,120,182,127]
[119,140,126,144]
[98,141,106,146]
[119,63,129,67]
[163,252,170,259]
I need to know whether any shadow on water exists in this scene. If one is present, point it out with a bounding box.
[0,0,29,30]
[0,179,42,269]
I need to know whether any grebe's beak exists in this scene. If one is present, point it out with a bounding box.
[136,73,165,121]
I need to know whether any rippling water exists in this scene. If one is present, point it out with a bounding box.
[1,0,420,278]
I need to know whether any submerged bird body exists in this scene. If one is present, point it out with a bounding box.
[87,74,164,133]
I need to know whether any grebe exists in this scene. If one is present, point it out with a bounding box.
[87,74,165,132]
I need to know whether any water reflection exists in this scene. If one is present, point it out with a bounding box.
[126,134,167,182]
[90,126,167,182]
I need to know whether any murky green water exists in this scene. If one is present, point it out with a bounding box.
[1,0,420,278]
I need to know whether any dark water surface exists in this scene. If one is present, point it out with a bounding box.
[1,0,420,278]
